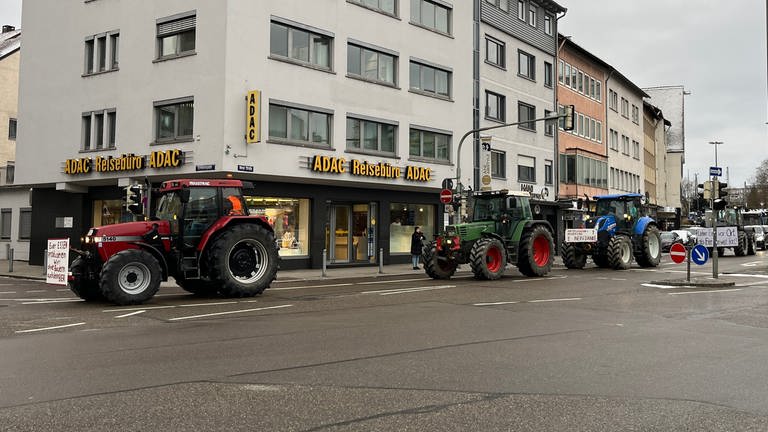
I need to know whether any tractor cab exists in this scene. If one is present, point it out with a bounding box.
[592,193,644,233]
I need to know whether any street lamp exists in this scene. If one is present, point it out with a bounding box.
[708,140,723,167]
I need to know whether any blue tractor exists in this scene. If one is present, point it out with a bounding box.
[562,193,661,270]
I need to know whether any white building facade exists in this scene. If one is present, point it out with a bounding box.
[13,0,474,267]
[605,74,647,196]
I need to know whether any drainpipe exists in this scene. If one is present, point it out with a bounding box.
[554,10,567,203]
[604,69,615,193]
[472,0,481,191]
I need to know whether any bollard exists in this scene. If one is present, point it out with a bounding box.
[7,248,13,273]
[378,248,384,274]
[43,249,48,276]
[322,248,327,277]
[4,243,8,260]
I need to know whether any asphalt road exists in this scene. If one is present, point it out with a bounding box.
[1,251,768,431]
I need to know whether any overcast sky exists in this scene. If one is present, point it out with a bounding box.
[1,1,766,187]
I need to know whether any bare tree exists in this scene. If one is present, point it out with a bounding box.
[746,159,768,209]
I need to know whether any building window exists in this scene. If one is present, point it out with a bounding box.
[348,43,397,86]
[609,89,618,111]
[518,50,535,80]
[270,21,332,71]
[596,81,602,101]
[485,0,510,12]
[409,61,451,98]
[82,109,117,150]
[545,160,553,185]
[609,129,618,151]
[596,121,602,142]
[518,155,535,183]
[485,91,505,122]
[390,203,435,254]
[244,196,310,257]
[269,103,331,146]
[518,101,536,131]
[8,118,16,140]
[154,98,194,143]
[621,97,629,118]
[564,63,571,87]
[544,109,554,136]
[19,208,31,240]
[517,1,525,20]
[491,150,506,178]
[577,71,583,93]
[558,60,564,83]
[544,14,553,35]
[346,117,396,154]
[409,128,450,161]
[84,31,119,75]
[485,36,505,68]
[349,0,397,15]
[632,140,640,159]
[622,135,630,155]
[0,209,10,239]
[631,104,640,124]
[411,0,451,35]
[528,4,537,27]
[544,61,552,87]
[156,12,196,60]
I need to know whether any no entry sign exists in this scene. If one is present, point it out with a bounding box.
[669,242,686,264]
[440,189,453,204]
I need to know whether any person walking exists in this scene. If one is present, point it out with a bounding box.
[411,226,426,270]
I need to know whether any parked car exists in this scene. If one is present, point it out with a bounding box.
[746,225,765,250]
[660,229,696,252]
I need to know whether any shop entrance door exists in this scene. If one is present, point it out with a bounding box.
[328,203,377,264]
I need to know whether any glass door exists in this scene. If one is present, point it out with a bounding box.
[330,205,351,263]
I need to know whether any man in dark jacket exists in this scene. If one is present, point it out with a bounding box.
[411,226,426,269]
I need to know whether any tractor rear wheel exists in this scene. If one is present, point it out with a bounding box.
[100,249,161,305]
[177,279,219,296]
[423,241,458,279]
[69,257,104,301]
[717,247,725,257]
[208,224,279,297]
[634,226,661,268]
[470,238,507,280]
[517,225,554,277]
[734,231,747,256]
[608,235,632,270]
[561,243,587,269]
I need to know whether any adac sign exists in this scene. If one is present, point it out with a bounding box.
[310,155,432,182]
[63,149,184,175]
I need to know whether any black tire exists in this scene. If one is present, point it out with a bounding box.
[423,241,457,280]
[608,235,632,270]
[68,257,104,301]
[592,248,610,268]
[717,247,725,257]
[177,279,219,296]
[734,231,747,256]
[207,224,279,297]
[747,236,756,255]
[470,237,507,280]
[634,226,661,268]
[100,249,161,305]
[561,243,587,269]
[517,225,554,277]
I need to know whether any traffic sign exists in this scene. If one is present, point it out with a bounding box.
[710,166,722,177]
[669,242,686,264]
[440,189,453,204]
[691,244,709,265]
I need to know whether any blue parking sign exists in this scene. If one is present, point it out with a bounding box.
[691,244,709,265]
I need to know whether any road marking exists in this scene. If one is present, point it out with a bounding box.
[474,301,520,306]
[270,283,355,291]
[361,285,454,295]
[358,278,427,285]
[642,283,676,289]
[114,310,146,318]
[26,290,47,293]
[179,301,238,308]
[725,274,768,279]
[513,276,568,283]
[0,291,17,294]
[56,289,70,292]
[168,304,293,321]
[103,305,176,312]
[669,289,743,295]
[662,262,679,266]
[15,322,86,334]
[741,261,762,267]
[610,278,627,281]
[528,297,582,303]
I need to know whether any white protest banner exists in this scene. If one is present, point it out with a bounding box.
[688,227,738,247]
[46,238,70,285]
[565,229,598,243]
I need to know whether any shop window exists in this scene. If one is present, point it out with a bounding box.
[92,200,131,227]
[245,196,310,257]
[389,203,434,254]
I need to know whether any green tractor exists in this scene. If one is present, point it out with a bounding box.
[423,189,554,280]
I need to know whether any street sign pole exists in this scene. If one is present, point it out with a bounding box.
[686,245,691,283]
[712,176,718,279]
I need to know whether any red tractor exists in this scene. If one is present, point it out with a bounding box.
[69,179,280,305]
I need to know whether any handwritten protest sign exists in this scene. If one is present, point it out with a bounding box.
[46,238,70,285]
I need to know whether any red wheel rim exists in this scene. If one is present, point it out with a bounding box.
[486,246,503,272]
[533,236,550,267]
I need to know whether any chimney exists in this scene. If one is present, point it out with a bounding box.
[2,25,16,34]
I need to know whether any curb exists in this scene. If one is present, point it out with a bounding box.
[0,273,46,281]
[650,279,736,288]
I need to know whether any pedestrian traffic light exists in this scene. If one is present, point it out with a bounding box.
[125,183,144,215]
[562,105,575,131]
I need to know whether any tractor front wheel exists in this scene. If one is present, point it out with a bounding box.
[561,243,587,269]
[69,257,104,301]
[208,224,279,297]
[100,249,161,305]
[734,231,747,256]
[608,235,632,270]
[517,226,554,277]
[423,241,458,279]
[470,238,507,280]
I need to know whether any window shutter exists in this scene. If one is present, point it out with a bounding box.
[19,210,31,239]
[1,210,11,238]
[158,16,196,36]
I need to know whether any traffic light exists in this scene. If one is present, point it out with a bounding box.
[717,181,728,198]
[562,104,575,131]
[712,181,728,210]
[125,183,144,215]
[698,181,713,200]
